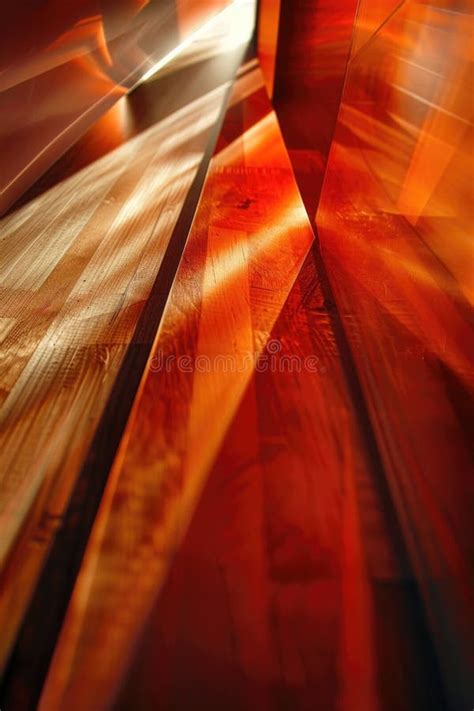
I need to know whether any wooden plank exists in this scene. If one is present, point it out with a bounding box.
[0,50,238,675]
[0,1,183,215]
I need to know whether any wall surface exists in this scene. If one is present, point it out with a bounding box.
[0,0,231,215]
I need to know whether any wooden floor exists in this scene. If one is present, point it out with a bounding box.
[0,21,469,711]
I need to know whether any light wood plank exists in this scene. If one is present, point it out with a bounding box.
[0,69,231,672]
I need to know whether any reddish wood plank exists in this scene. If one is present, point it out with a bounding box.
[317,2,474,706]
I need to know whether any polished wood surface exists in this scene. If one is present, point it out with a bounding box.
[316,1,474,707]
[117,244,444,708]
[0,2,471,709]
[0,39,248,678]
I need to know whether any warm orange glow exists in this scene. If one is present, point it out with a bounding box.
[0,71,231,676]
[317,2,474,706]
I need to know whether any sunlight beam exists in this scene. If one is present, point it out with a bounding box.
[135,0,255,87]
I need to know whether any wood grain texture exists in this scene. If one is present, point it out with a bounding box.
[1,2,468,705]
[0,48,239,674]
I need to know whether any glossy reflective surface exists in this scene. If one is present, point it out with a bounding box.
[0,1,234,214]
[317,1,474,706]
